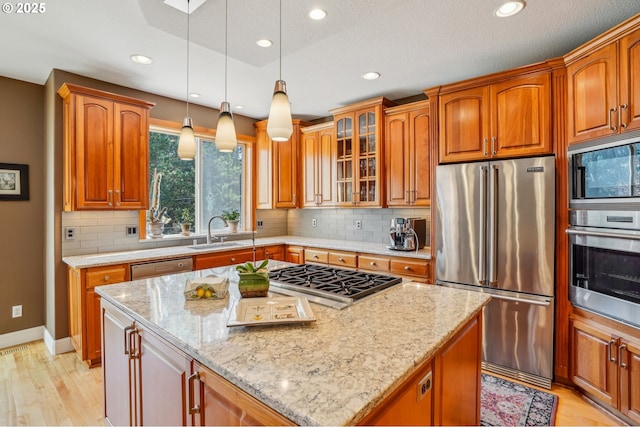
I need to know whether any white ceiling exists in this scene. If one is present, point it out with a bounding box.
[2,0,640,121]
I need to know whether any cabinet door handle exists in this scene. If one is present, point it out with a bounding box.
[609,107,618,131]
[608,339,617,363]
[619,344,628,369]
[491,137,497,155]
[405,190,410,204]
[483,138,488,156]
[411,190,417,204]
[128,328,140,360]
[188,372,201,414]
[123,325,134,355]
[115,190,121,206]
[108,189,113,206]
[619,104,628,129]
[293,193,297,205]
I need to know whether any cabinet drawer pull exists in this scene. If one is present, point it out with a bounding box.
[619,344,628,369]
[370,261,376,266]
[404,266,411,271]
[188,372,201,414]
[619,104,628,129]
[609,107,618,132]
[103,275,110,281]
[607,339,617,363]
[313,255,319,259]
[230,257,236,262]
[338,257,344,262]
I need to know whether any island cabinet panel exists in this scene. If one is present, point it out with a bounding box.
[192,362,293,426]
[194,248,264,270]
[566,26,640,144]
[438,72,552,163]
[384,101,431,207]
[570,311,640,423]
[57,83,153,211]
[433,313,482,426]
[285,245,304,264]
[102,301,191,426]
[69,263,129,367]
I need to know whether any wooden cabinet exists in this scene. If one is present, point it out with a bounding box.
[263,245,285,261]
[570,311,640,424]
[330,97,395,207]
[328,250,357,269]
[358,254,391,273]
[195,248,264,270]
[58,83,154,211]
[438,72,552,163]
[192,361,293,426]
[301,122,337,207]
[390,257,431,283]
[254,119,310,209]
[68,263,128,367]
[304,248,329,264]
[285,245,304,264]
[565,26,640,144]
[384,101,431,207]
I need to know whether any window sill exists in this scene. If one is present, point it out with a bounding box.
[143,229,255,242]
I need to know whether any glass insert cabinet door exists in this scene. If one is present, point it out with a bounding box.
[336,116,353,204]
[358,111,377,203]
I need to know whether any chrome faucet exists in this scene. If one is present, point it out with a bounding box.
[206,215,228,244]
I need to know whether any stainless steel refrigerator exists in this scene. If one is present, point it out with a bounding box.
[435,156,555,388]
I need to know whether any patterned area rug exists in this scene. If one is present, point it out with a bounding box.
[481,373,559,426]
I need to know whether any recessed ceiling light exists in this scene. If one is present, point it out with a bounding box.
[309,9,327,20]
[130,54,154,65]
[362,71,380,80]
[495,1,525,17]
[235,105,244,110]
[189,92,200,98]
[256,39,273,48]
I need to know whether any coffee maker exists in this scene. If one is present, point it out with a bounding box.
[388,218,427,251]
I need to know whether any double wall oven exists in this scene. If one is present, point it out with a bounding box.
[568,138,640,328]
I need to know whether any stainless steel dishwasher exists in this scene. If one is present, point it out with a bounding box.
[130,257,193,279]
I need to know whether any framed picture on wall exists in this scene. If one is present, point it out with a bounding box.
[0,163,29,201]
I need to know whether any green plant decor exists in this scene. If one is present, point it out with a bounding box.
[180,207,194,224]
[236,260,269,298]
[221,209,240,222]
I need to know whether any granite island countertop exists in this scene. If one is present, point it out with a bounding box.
[63,235,431,269]
[95,262,489,426]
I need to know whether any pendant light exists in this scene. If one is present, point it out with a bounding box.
[177,0,196,160]
[266,0,293,142]
[215,0,238,152]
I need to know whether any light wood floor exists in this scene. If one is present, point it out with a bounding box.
[0,340,624,426]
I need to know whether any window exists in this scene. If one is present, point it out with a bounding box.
[147,127,248,237]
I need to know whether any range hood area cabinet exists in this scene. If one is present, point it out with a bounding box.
[330,97,395,207]
[58,83,154,211]
[437,69,552,164]
[384,100,431,207]
[254,119,310,209]
[565,23,640,145]
[301,122,337,207]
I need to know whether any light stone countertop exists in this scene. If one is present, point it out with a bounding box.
[63,235,431,269]
[95,262,489,426]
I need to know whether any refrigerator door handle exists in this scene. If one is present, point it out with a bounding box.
[489,164,499,287]
[488,293,552,307]
[478,165,488,285]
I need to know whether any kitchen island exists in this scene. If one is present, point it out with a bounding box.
[96,262,490,426]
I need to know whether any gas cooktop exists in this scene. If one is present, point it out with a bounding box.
[268,264,402,309]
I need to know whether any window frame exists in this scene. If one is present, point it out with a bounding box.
[140,118,255,240]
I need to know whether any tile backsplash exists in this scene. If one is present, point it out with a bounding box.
[62,208,430,257]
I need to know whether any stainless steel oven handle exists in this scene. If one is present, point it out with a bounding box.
[566,228,640,241]
[487,293,551,307]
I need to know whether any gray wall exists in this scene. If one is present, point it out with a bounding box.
[0,77,45,335]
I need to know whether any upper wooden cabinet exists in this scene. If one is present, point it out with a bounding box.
[254,119,310,209]
[58,83,154,211]
[565,24,640,144]
[384,101,430,207]
[330,97,395,207]
[301,122,337,207]
[438,72,552,163]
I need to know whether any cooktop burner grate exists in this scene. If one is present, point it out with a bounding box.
[268,264,402,303]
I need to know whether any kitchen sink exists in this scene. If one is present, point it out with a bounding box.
[187,242,242,250]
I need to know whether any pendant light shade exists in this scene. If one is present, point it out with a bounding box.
[178,117,197,159]
[215,102,238,152]
[267,80,293,141]
[178,0,196,160]
[267,0,293,142]
[215,0,238,152]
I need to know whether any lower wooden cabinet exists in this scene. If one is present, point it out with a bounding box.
[570,310,640,424]
[195,248,265,269]
[358,254,391,273]
[68,263,129,367]
[263,245,285,261]
[390,257,431,283]
[285,245,304,264]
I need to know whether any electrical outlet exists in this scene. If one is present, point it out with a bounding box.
[355,220,362,230]
[416,371,432,401]
[257,220,264,228]
[64,227,76,240]
[312,218,317,227]
[12,305,22,318]
[126,225,138,237]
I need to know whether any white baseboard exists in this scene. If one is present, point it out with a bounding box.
[43,328,74,355]
[0,326,74,356]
